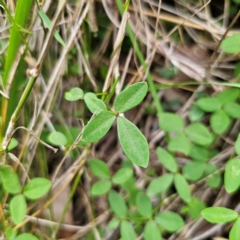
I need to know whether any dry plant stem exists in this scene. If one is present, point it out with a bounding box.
[116,48,133,95]
[206,10,240,78]
[59,211,110,240]
[1,0,68,151]
[88,0,98,33]
[36,1,89,117]
[102,11,130,93]
[163,0,212,40]
[74,38,97,90]
[51,131,83,183]
[14,149,87,230]
[23,2,89,175]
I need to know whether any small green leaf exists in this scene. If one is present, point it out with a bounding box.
[174,173,191,203]
[224,158,240,193]
[156,147,177,172]
[223,102,240,118]
[114,82,148,113]
[117,117,149,168]
[0,165,21,194]
[24,178,51,200]
[82,111,116,143]
[10,194,26,224]
[108,190,127,218]
[168,133,191,155]
[147,173,173,196]
[188,105,205,122]
[210,110,231,134]
[235,133,240,156]
[155,211,184,232]
[205,164,222,188]
[185,123,213,146]
[91,180,111,196]
[143,220,162,240]
[112,168,133,185]
[196,97,221,112]
[64,87,84,101]
[88,159,110,179]
[5,228,18,240]
[201,207,238,223]
[136,192,152,218]
[47,131,67,146]
[159,113,184,132]
[220,34,240,53]
[120,221,136,240]
[107,217,120,230]
[84,92,107,113]
[230,217,240,240]
[14,233,39,240]
[38,10,66,48]
[217,88,239,105]
[183,162,205,181]
[189,145,208,162]
[8,138,18,151]
[187,197,206,220]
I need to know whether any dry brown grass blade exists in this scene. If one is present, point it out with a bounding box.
[102,11,130,93]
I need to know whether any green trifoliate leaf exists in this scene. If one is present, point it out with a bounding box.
[235,133,240,156]
[84,92,107,113]
[196,97,221,112]
[146,173,173,196]
[185,123,213,146]
[210,110,231,135]
[159,113,184,132]
[114,82,148,113]
[88,159,110,179]
[144,220,162,240]
[174,173,191,203]
[24,178,51,200]
[91,180,111,196]
[217,88,239,105]
[156,147,177,172]
[223,102,240,118]
[168,133,191,155]
[183,162,205,181]
[10,194,27,225]
[201,207,238,223]
[136,192,152,218]
[120,221,136,240]
[155,211,184,232]
[117,116,149,168]
[64,87,84,101]
[224,158,240,193]
[47,131,67,146]
[0,165,21,194]
[220,34,240,53]
[112,168,133,185]
[108,190,127,218]
[82,111,116,143]
[230,217,240,240]
[14,233,38,240]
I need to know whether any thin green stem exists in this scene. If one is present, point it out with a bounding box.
[2,76,37,150]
